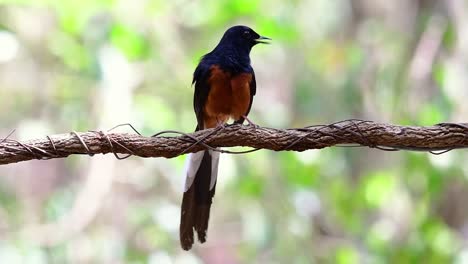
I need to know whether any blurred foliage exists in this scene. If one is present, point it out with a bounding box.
[1,0,468,263]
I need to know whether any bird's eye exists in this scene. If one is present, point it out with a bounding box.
[243,30,250,36]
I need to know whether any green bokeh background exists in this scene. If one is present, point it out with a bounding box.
[1,0,468,263]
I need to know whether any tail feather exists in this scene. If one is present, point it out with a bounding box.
[183,152,205,192]
[180,187,195,250]
[194,180,217,243]
[180,150,218,250]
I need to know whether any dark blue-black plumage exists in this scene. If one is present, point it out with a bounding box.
[196,25,267,74]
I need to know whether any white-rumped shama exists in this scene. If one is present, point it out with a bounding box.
[180,25,270,250]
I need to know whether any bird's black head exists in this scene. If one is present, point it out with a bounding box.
[215,25,270,55]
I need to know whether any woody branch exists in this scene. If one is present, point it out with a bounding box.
[1,120,468,165]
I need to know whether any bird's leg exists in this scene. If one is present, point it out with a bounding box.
[242,115,259,128]
[215,116,227,128]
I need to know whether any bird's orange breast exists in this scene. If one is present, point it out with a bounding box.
[203,65,252,128]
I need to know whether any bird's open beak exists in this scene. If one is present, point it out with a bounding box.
[254,36,271,44]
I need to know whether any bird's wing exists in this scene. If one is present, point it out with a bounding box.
[192,61,212,131]
[244,69,256,117]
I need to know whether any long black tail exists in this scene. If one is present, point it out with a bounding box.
[180,150,217,250]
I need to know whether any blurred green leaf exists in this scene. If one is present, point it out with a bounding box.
[419,104,443,126]
[442,22,456,50]
[432,63,445,88]
[422,220,458,258]
[335,246,359,264]
[49,32,92,70]
[111,24,150,60]
[361,171,396,208]
[280,152,319,188]
[237,174,264,198]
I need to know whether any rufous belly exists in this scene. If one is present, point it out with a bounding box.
[203,65,252,129]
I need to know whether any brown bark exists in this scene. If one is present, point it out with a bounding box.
[1,120,468,165]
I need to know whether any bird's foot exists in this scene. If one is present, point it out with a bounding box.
[215,120,227,129]
[242,115,259,128]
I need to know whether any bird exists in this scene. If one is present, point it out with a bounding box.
[180,25,270,250]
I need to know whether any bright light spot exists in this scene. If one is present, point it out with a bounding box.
[99,45,137,87]
[444,60,466,100]
[175,252,202,264]
[242,203,267,244]
[363,172,395,207]
[261,102,290,126]
[428,151,453,169]
[0,31,19,63]
[293,189,321,217]
[0,244,22,264]
[432,227,456,255]
[148,251,172,264]
[287,216,309,238]
[455,249,468,264]
[371,219,396,241]
[153,202,180,233]
[217,154,236,191]
[295,150,319,164]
